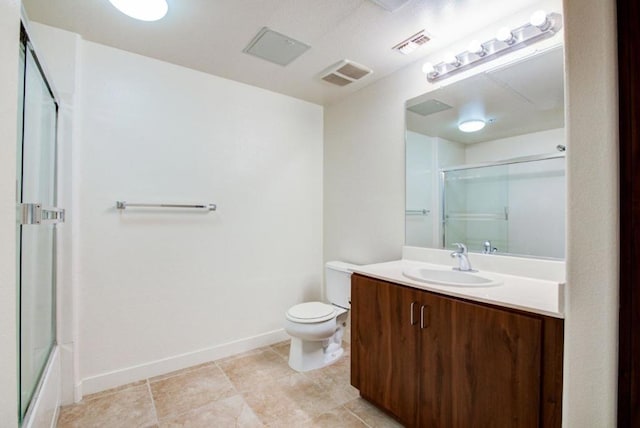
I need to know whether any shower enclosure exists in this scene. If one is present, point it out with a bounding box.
[441,154,565,259]
[16,26,63,422]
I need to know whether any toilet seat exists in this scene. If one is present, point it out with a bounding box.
[286,302,336,323]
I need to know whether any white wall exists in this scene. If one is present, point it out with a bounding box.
[563,0,618,425]
[76,40,323,393]
[465,127,565,163]
[30,24,324,395]
[0,1,21,426]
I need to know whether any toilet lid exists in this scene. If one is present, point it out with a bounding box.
[286,302,336,323]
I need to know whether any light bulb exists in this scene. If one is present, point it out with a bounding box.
[109,0,168,21]
[530,10,549,29]
[458,120,486,133]
[443,52,460,66]
[468,40,485,56]
[422,62,435,75]
[496,27,514,44]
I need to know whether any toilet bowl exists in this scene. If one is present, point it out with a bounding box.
[284,261,356,372]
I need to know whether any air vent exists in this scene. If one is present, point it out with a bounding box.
[368,0,411,12]
[243,27,310,66]
[393,30,431,55]
[407,99,452,116]
[320,60,373,87]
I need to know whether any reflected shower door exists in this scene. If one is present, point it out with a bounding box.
[17,31,60,421]
[442,165,509,253]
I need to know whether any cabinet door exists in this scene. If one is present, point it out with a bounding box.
[448,298,542,427]
[351,275,421,426]
[417,292,454,427]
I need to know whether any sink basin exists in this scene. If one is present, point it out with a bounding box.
[402,267,502,287]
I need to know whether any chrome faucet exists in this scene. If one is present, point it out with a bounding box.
[482,240,498,254]
[450,243,475,272]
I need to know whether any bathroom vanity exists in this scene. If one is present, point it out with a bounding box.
[350,259,564,428]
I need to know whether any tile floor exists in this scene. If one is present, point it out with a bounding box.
[57,341,402,427]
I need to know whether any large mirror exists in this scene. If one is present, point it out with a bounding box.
[405,47,565,259]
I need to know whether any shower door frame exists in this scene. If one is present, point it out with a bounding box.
[17,22,62,424]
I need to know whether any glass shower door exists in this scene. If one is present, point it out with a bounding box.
[442,164,509,253]
[17,31,61,421]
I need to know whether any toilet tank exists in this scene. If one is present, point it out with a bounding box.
[325,261,358,309]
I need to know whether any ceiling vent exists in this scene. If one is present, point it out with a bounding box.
[320,60,373,87]
[243,27,310,66]
[367,0,412,12]
[407,99,452,116]
[393,30,431,55]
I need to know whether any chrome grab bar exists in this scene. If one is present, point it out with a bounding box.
[116,201,216,211]
[406,209,430,216]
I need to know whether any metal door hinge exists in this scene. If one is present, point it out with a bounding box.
[19,203,65,225]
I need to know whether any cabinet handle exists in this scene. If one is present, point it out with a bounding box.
[420,305,430,329]
[410,302,417,325]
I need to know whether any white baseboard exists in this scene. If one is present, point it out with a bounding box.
[80,329,289,398]
[23,346,61,428]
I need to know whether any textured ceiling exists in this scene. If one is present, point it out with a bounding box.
[23,0,541,106]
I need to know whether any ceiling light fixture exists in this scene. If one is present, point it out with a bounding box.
[458,120,486,133]
[422,11,562,82]
[108,0,168,22]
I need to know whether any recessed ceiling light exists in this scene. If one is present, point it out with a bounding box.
[458,120,486,133]
[109,0,168,22]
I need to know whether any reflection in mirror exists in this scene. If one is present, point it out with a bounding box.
[405,47,565,259]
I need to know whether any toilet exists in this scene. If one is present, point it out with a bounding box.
[284,261,356,372]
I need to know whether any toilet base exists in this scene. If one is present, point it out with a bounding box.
[288,337,345,372]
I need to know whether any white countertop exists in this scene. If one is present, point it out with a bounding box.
[352,259,565,319]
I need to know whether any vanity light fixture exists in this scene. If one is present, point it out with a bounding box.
[458,120,486,133]
[108,0,168,22]
[422,11,562,82]
[496,27,515,45]
[443,52,461,67]
[468,40,487,57]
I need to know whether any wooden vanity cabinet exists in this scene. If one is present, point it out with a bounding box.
[351,274,564,428]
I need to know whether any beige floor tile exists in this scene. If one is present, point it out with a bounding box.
[158,395,263,428]
[217,348,295,392]
[242,372,341,426]
[150,364,235,419]
[305,354,358,406]
[82,380,148,402]
[270,341,290,360]
[149,361,216,383]
[57,384,156,428]
[301,407,367,427]
[344,398,403,428]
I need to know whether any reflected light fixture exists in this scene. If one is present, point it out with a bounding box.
[443,52,461,67]
[458,120,486,133]
[496,27,515,44]
[422,11,562,82]
[108,0,168,21]
[468,40,486,57]
[421,62,436,75]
